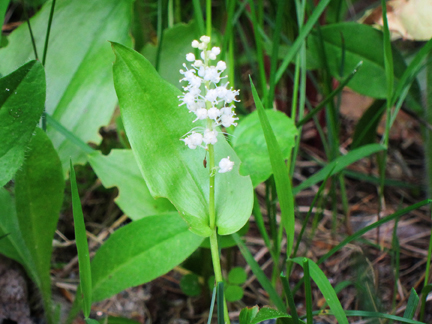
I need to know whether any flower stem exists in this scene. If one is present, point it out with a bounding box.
[208,140,230,323]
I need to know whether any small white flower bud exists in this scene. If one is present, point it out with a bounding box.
[192,40,200,48]
[219,156,234,173]
[205,89,218,103]
[211,47,221,55]
[186,53,195,62]
[193,60,203,67]
[200,35,211,43]
[207,51,217,60]
[216,61,227,71]
[182,131,203,149]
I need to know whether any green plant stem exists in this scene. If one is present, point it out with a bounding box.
[206,0,211,36]
[42,0,56,66]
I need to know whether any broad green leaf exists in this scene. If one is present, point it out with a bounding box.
[0,0,10,45]
[250,79,295,256]
[293,144,386,194]
[0,0,134,174]
[0,188,34,277]
[91,212,203,302]
[250,307,302,324]
[225,284,243,302]
[307,23,417,100]
[141,21,199,90]
[70,160,92,318]
[290,257,348,324]
[15,128,64,323]
[180,273,201,296]
[111,42,253,237]
[101,317,141,324]
[233,109,298,187]
[88,149,175,220]
[0,60,45,186]
[228,267,247,284]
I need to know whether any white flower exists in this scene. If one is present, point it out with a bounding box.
[203,129,218,145]
[220,114,238,127]
[205,88,218,103]
[211,47,221,55]
[216,61,226,71]
[208,107,221,120]
[186,53,195,62]
[200,35,210,43]
[194,108,208,121]
[182,132,203,149]
[179,35,241,161]
[219,156,234,173]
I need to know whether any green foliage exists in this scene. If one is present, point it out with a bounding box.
[141,21,200,89]
[290,257,348,324]
[111,42,253,237]
[90,213,203,302]
[228,267,247,285]
[180,273,201,296]
[1,128,64,324]
[0,0,134,174]
[0,60,45,186]
[250,79,296,257]
[70,160,92,318]
[88,149,175,220]
[233,109,298,187]
[308,23,414,99]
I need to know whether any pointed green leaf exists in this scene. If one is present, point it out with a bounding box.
[0,0,134,174]
[0,60,45,186]
[88,149,175,220]
[111,42,253,237]
[250,307,302,324]
[70,160,92,318]
[14,128,64,323]
[91,213,203,302]
[249,79,295,256]
[290,257,348,324]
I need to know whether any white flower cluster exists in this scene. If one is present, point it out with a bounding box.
[179,35,238,174]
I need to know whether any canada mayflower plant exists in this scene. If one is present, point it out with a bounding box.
[179,35,239,174]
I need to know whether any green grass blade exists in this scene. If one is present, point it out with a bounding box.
[318,200,432,265]
[280,273,300,324]
[291,257,349,324]
[275,0,331,84]
[265,0,285,107]
[250,77,295,257]
[46,114,95,154]
[419,284,432,322]
[232,233,285,312]
[314,310,426,323]
[293,143,386,194]
[253,193,272,254]
[192,0,205,36]
[207,287,217,324]
[296,61,362,127]
[217,282,224,324]
[70,159,92,318]
[403,288,419,319]
[303,259,313,324]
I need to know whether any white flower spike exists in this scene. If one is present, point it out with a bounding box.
[179,35,240,173]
